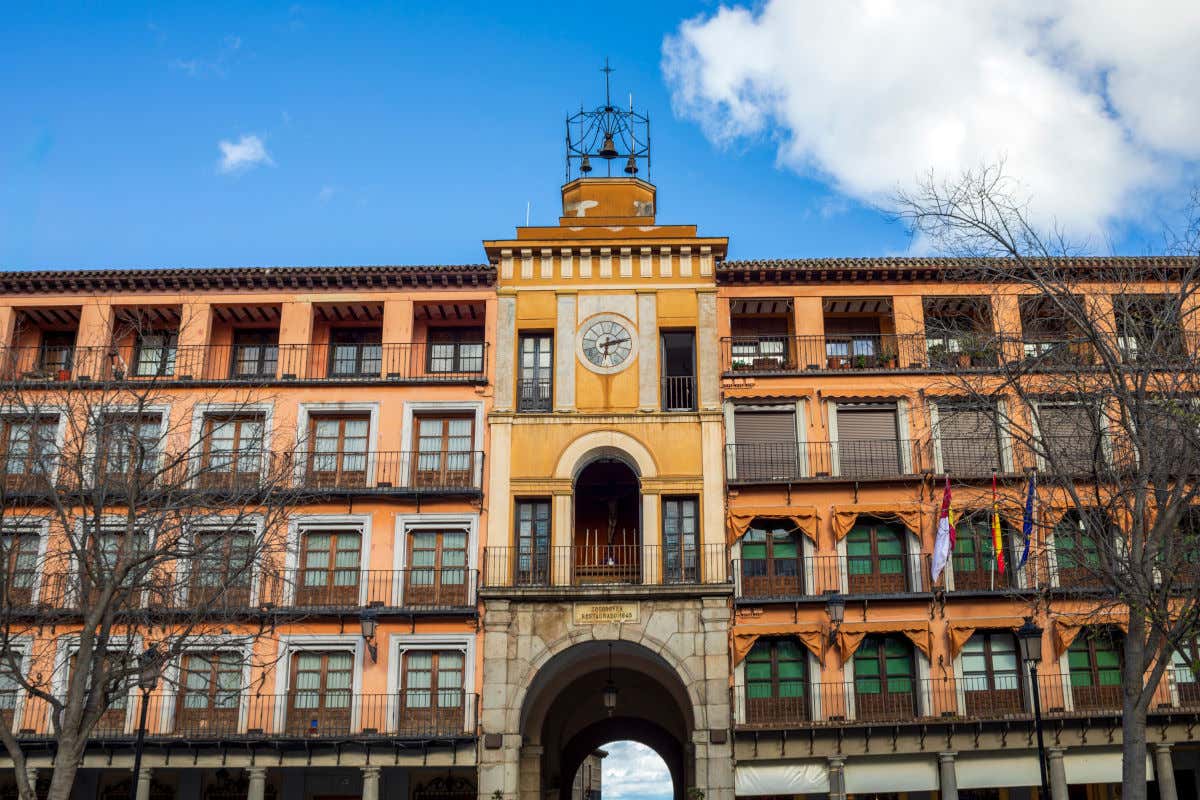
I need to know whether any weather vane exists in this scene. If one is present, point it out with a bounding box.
[565,58,651,181]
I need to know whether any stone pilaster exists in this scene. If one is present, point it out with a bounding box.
[938,752,958,800]
[135,768,152,800]
[1047,747,1068,800]
[827,757,847,800]
[362,766,381,800]
[247,768,267,800]
[1155,744,1178,800]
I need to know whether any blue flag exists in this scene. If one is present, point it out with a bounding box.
[1019,471,1036,568]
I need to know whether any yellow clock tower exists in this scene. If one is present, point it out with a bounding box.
[475,82,734,800]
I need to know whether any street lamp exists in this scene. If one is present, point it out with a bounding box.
[1016,617,1050,800]
[825,592,846,644]
[130,645,162,800]
[360,607,379,662]
[602,643,618,717]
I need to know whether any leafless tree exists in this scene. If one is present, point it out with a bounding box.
[0,315,301,800]
[895,165,1200,800]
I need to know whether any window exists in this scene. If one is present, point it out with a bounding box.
[960,632,1022,715]
[951,514,1010,591]
[745,638,808,724]
[853,635,916,720]
[192,529,255,606]
[515,500,551,586]
[936,404,1002,476]
[730,312,790,370]
[200,414,264,489]
[836,404,902,477]
[662,497,698,583]
[306,415,370,488]
[825,316,883,368]
[846,520,907,594]
[176,651,241,735]
[660,331,696,411]
[296,530,362,606]
[70,651,131,734]
[740,519,802,598]
[38,332,75,375]
[427,328,484,375]
[0,650,20,730]
[286,650,353,735]
[400,650,465,734]
[732,407,800,482]
[517,333,553,412]
[133,331,178,377]
[98,413,161,483]
[1037,403,1103,474]
[1067,630,1122,710]
[406,529,468,607]
[328,328,382,378]
[1172,640,1200,706]
[0,416,57,487]
[2,529,40,606]
[412,415,474,488]
[230,330,278,379]
[1117,294,1185,363]
[1054,510,1103,587]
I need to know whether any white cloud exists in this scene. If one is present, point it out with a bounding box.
[601,741,672,800]
[663,1,1200,240]
[217,134,274,174]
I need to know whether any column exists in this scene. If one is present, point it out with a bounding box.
[1047,747,1068,800]
[382,298,415,377]
[552,493,572,586]
[1155,744,1178,800]
[518,745,543,800]
[362,766,382,800]
[277,301,314,379]
[640,493,661,583]
[891,295,926,368]
[75,301,114,380]
[827,756,846,800]
[554,294,576,411]
[176,301,212,379]
[696,291,719,410]
[636,291,658,412]
[494,296,517,411]
[135,767,152,800]
[938,753,959,800]
[247,767,267,800]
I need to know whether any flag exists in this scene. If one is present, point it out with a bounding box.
[1019,471,1036,569]
[932,476,956,582]
[992,472,1006,575]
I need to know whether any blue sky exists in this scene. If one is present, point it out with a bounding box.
[3,2,1198,269]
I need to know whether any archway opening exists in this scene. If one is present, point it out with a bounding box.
[569,740,674,800]
[573,458,641,584]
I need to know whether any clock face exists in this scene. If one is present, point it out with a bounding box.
[580,318,634,371]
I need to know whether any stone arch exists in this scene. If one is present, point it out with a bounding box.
[553,430,658,481]
[558,718,683,800]
[509,629,707,736]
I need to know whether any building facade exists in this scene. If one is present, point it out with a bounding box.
[1,116,1199,800]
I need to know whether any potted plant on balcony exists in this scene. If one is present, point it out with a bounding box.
[926,342,949,369]
[879,345,898,369]
[826,354,848,369]
[853,354,871,370]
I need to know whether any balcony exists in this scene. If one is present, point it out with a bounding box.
[517,378,553,412]
[12,691,478,740]
[661,375,697,411]
[734,672,1128,730]
[733,554,930,600]
[481,544,730,590]
[0,342,488,386]
[722,334,926,375]
[725,440,927,483]
[28,568,479,614]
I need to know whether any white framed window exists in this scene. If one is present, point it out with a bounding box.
[394,513,478,607]
[285,514,372,607]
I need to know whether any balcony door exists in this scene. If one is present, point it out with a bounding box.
[98,413,161,486]
[133,330,178,377]
[192,529,254,607]
[328,328,382,378]
[745,638,808,725]
[177,651,241,735]
[853,635,916,721]
[515,500,550,586]
[306,415,369,488]
[960,632,1022,715]
[1,530,39,607]
[200,414,264,490]
[1068,631,1122,711]
[740,520,802,598]
[846,520,907,594]
[662,497,698,583]
[660,331,696,411]
[427,327,484,375]
[286,651,352,735]
[412,415,474,488]
[518,334,553,412]
[1172,641,1200,706]
[952,515,1011,591]
[1,416,57,491]
[399,650,464,735]
[1054,510,1102,587]
[296,530,361,607]
[0,651,20,731]
[733,407,799,481]
[230,330,278,379]
[836,404,901,478]
[405,529,468,607]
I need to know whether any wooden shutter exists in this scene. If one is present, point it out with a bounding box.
[938,405,1000,475]
[734,409,798,481]
[836,405,899,477]
[1039,404,1097,470]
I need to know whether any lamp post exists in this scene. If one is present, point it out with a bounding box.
[1016,617,1050,800]
[602,643,618,717]
[360,606,379,662]
[129,645,162,800]
[825,592,846,644]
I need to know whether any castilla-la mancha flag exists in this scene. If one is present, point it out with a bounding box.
[931,476,956,583]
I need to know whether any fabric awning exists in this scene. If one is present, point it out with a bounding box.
[1052,611,1129,657]
[735,762,830,795]
[727,506,819,545]
[947,616,1027,658]
[831,502,927,541]
[835,620,931,661]
[732,622,825,664]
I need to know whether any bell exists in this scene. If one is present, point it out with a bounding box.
[579,154,593,174]
[623,155,638,175]
[598,132,618,159]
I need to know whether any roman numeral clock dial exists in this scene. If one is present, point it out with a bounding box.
[578,316,635,374]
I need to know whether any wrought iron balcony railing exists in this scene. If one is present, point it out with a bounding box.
[725,439,928,483]
[482,544,730,589]
[733,553,930,599]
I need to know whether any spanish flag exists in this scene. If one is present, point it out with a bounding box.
[992,472,1006,575]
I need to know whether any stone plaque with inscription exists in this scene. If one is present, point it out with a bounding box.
[572,601,640,625]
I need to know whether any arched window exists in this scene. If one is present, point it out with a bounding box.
[846,519,906,594]
[740,519,802,598]
[853,634,915,721]
[745,638,808,725]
